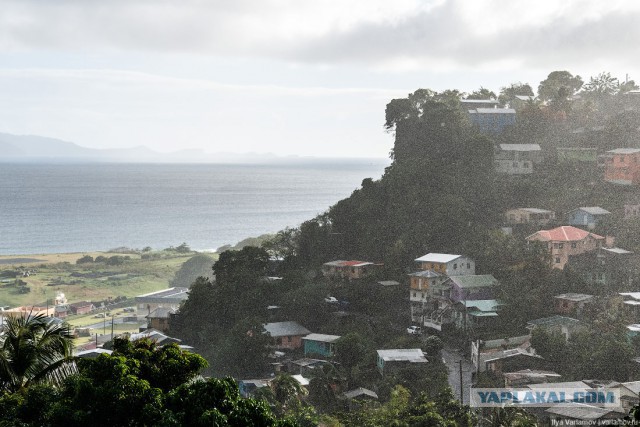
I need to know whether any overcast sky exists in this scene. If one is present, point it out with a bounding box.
[1,0,639,158]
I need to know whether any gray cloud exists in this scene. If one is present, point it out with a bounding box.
[1,0,637,75]
[287,1,640,74]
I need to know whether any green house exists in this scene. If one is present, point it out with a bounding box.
[303,333,341,357]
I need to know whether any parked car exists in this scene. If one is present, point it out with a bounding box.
[324,296,338,303]
[93,313,105,318]
[407,325,422,335]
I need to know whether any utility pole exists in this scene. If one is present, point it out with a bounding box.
[111,315,114,341]
[459,359,464,403]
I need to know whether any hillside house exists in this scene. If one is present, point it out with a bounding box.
[303,333,341,358]
[322,260,374,280]
[264,321,311,350]
[342,388,379,411]
[471,336,541,374]
[624,200,640,220]
[452,299,500,332]
[526,226,605,269]
[446,274,498,303]
[495,144,542,174]
[505,208,555,226]
[615,381,640,411]
[408,270,446,323]
[376,349,427,375]
[414,253,475,276]
[553,293,593,316]
[69,301,95,315]
[567,247,636,289]
[604,148,640,185]
[566,207,611,229]
[54,305,69,318]
[503,369,562,387]
[146,307,176,334]
[135,287,189,315]
[469,108,516,133]
[526,315,581,340]
[239,379,271,398]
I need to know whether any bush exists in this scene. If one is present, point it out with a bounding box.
[76,255,94,264]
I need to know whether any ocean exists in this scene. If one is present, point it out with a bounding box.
[0,161,388,255]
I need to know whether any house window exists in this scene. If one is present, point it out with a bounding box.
[558,243,564,249]
[413,292,417,298]
[453,263,458,270]
[467,263,471,269]
[571,242,577,249]
[555,257,561,264]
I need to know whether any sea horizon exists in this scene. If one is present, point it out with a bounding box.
[0,160,388,255]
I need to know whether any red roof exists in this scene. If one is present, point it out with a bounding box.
[527,226,604,242]
[340,261,370,266]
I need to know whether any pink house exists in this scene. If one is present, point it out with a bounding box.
[526,226,605,269]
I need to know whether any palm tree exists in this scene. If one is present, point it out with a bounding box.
[271,373,307,411]
[0,313,75,392]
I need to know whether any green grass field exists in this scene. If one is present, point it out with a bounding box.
[0,251,197,309]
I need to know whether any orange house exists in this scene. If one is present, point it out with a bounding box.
[604,148,640,185]
[526,226,605,269]
[264,321,311,350]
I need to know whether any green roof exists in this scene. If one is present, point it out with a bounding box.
[449,275,498,289]
[527,315,579,328]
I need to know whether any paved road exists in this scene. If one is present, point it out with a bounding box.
[442,347,474,405]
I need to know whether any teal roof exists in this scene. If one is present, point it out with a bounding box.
[463,299,500,312]
[469,311,499,317]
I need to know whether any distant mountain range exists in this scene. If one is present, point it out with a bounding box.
[0,132,388,165]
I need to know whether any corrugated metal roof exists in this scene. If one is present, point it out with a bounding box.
[323,260,373,267]
[303,333,341,343]
[500,144,541,151]
[622,381,640,395]
[476,108,516,114]
[526,226,604,242]
[377,348,427,363]
[603,247,633,255]
[343,387,378,400]
[545,403,617,420]
[607,148,640,154]
[554,293,593,302]
[527,315,579,328]
[414,253,462,263]
[449,275,498,289]
[569,206,611,215]
[377,280,400,286]
[620,292,640,301]
[264,321,310,337]
[460,98,499,104]
[518,208,554,214]
[528,381,589,389]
